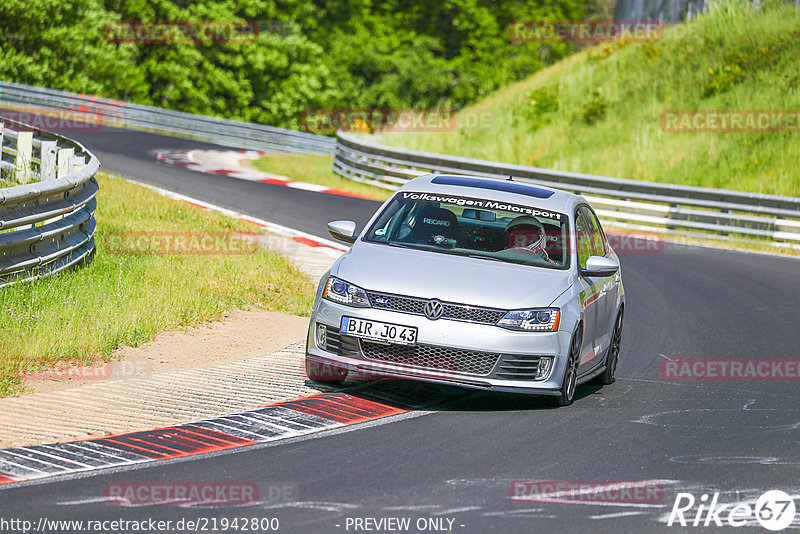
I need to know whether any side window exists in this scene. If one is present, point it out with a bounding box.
[575,210,593,269]
[580,206,607,257]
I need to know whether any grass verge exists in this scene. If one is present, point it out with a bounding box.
[251,153,392,201]
[0,173,316,397]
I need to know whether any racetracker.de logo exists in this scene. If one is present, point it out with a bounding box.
[300,108,494,134]
[104,20,259,44]
[2,99,125,133]
[104,482,261,506]
[605,231,664,254]
[660,110,800,133]
[660,358,800,381]
[509,480,664,504]
[104,232,259,255]
[508,20,662,43]
[306,357,458,382]
[22,359,151,382]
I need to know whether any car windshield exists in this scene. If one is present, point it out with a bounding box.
[364,191,570,269]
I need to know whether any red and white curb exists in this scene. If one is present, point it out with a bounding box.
[127,179,348,259]
[0,392,408,486]
[156,149,373,200]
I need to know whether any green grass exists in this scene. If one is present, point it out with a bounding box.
[0,173,316,397]
[251,153,393,201]
[375,0,800,197]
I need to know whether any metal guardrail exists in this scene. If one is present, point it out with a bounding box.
[614,0,709,24]
[334,132,800,248]
[0,117,99,287]
[0,81,335,156]
[615,0,799,26]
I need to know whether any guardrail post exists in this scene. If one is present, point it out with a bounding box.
[71,155,87,173]
[40,141,57,180]
[57,148,74,178]
[666,203,679,231]
[14,131,34,183]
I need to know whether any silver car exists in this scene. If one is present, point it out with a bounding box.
[305,174,624,405]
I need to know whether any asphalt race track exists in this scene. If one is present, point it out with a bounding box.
[1,118,799,533]
[49,122,380,237]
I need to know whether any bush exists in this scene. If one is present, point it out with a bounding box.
[581,86,607,125]
[523,85,560,130]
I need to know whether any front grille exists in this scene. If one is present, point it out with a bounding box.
[366,291,506,325]
[326,325,546,382]
[441,303,506,324]
[495,355,545,380]
[361,341,500,376]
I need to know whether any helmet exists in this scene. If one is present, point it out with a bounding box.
[505,216,545,249]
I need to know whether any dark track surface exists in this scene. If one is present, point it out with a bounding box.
[2,118,799,533]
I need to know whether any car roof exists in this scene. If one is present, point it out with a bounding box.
[399,174,584,215]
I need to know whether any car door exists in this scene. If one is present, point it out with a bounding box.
[580,205,619,362]
[574,209,601,374]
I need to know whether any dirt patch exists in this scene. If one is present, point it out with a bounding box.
[22,309,309,395]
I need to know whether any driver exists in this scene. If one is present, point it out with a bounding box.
[504,216,555,264]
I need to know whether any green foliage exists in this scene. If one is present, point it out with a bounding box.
[581,86,607,125]
[523,85,560,130]
[0,0,146,97]
[640,42,662,60]
[703,63,744,96]
[0,0,591,128]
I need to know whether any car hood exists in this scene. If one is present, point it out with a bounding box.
[332,242,572,310]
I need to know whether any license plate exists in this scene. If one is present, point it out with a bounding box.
[340,316,418,346]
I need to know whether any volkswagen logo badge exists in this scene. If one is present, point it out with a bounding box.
[424,299,444,320]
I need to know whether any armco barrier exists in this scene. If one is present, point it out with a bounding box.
[0,81,335,156]
[333,132,800,249]
[0,117,99,287]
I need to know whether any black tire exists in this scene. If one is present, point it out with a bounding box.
[597,309,623,386]
[555,325,583,407]
[305,356,348,384]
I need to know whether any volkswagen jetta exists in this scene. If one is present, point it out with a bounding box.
[305,174,624,406]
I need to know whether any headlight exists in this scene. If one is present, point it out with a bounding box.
[322,276,371,307]
[497,308,560,332]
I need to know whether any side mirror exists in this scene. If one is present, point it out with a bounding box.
[582,255,619,277]
[327,220,357,244]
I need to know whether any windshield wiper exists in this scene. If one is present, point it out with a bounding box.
[466,253,505,263]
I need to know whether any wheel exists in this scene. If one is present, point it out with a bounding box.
[597,309,623,386]
[555,325,582,407]
[305,356,348,384]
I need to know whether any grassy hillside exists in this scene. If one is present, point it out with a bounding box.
[377,0,800,196]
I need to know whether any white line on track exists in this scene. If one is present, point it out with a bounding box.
[589,511,648,520]
[124,178,348,258]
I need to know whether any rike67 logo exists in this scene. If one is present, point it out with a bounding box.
[667,490,796,531]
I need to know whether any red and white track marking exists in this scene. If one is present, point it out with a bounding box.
[0,393,407,486]
[128,179,347,258]
[155,149,373,199]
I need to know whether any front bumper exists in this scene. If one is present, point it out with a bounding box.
[306,298,573,394]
